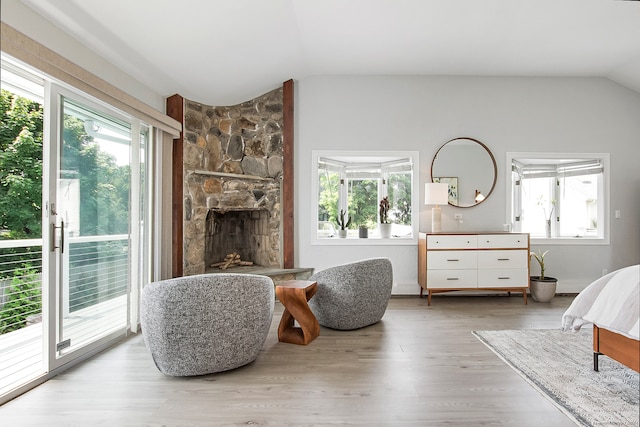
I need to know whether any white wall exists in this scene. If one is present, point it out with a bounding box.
[0,0,165,111]
[295,76,640,294]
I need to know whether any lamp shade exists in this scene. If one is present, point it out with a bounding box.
[425,183,449,205]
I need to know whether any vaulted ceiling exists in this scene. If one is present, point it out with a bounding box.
[22,0,640,105]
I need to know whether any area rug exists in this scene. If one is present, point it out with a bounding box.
[472,329,639,427]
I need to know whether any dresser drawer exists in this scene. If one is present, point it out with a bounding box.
[478,250,528,269]
[427,251,477,270]
[477,234,528,249]
[427,270,477,289]
[477,269,529,288]
[427,235,477,249]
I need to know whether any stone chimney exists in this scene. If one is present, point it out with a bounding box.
[181,87,283,276]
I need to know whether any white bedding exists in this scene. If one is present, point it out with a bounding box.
[562,264,640,341]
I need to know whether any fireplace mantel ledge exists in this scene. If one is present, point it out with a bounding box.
[189,169,273,181]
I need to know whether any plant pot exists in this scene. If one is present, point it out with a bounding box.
[338,229,347,238]
[379,223,392,238]
[530,276,557,303]
[358,227,368,238]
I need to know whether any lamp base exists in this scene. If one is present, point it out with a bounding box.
[432,206,442,233]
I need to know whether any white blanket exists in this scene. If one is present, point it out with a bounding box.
[562,264,640,340]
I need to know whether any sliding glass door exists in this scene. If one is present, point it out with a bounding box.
[47,92,134,363]
[0,55,153,400]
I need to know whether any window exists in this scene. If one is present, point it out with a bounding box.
[312,151,419,244]
[506,153,609,244]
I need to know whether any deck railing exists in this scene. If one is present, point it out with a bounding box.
[0,235,129,398]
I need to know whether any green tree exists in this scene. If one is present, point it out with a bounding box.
[318,169,340,224]
[0,90,43,239]
[388,172,412,225]
[1,90,131,331]
[348,179,378,229]
[0,264,41,334]
[61,114,130,236]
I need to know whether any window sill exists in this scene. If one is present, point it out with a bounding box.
[312,236,417,246]
[530,236,609,245]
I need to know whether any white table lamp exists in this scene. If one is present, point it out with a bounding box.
[425,183,449,232]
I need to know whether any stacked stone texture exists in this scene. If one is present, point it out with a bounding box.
[182,88,283,276]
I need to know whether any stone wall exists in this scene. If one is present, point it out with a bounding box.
[182,87,284,276]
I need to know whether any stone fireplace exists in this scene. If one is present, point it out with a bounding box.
[181,88,284,276]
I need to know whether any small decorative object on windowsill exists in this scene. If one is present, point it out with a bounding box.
[336,209,351,238]
[537,195,555,238]
[379,196,392,238]
[359,225,368,238]
[529,249,558,302]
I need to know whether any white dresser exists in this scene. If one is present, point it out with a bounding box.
[418,232,530,305]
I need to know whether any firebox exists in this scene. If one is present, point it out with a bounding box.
[205,209,276,269]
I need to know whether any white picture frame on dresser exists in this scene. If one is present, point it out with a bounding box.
[418,232,530,305]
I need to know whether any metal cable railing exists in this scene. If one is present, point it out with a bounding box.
[0,236,129,398]
[0,243,43,335]
[0,236,129,333]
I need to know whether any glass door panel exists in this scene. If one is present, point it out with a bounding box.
[55,96,131,357]
[0,62,46,398]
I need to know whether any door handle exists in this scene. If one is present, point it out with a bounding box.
[51,220,65,253]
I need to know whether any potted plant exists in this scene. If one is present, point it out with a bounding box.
[335,209,351,238]
[379,196,392,238]
[529,249,558,302]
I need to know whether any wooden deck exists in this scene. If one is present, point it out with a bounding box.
[0,295,127,397]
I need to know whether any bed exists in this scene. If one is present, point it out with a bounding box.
[562,264,639,372]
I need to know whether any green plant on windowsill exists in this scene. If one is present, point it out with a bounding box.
[379,196,392,238]
[379,197,390,224]
[335,209,351,238]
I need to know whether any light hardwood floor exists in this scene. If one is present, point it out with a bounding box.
[0,295,579,426]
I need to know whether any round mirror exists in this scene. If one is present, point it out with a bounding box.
[430,137,497,208]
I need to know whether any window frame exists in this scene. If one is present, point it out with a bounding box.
[311,150,419,246]
[505,152,610,245]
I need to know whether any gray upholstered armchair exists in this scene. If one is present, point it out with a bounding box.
[307,258,393,330]
[140,273,274,376]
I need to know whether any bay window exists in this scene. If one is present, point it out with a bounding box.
[507,153,609,244]
[312,151,419,244]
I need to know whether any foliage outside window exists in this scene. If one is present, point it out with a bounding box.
[507,153,609,243]
[313,151,418,242]
[1,70,139,333]
[1,85,45,334]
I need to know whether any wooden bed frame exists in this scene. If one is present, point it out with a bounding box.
[593,325,640,372]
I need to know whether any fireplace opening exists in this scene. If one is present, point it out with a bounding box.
[205,209,275,269]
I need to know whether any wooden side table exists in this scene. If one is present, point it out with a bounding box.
[275,280,320,345]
